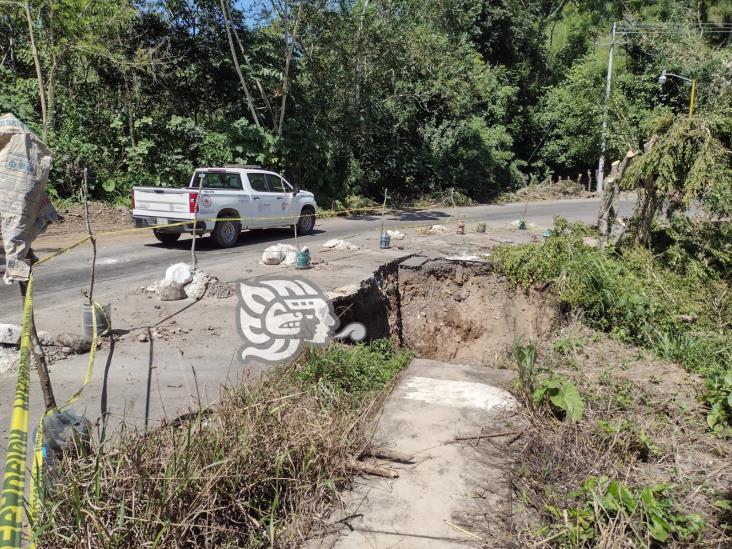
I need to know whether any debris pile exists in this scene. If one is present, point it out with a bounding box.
[261,244,299,266]
[420,224,449,235]
[322,239,360,251]
[148,263,232,301]
[385,229,406,240]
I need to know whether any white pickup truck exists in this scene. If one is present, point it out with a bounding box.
[132,166,318,248]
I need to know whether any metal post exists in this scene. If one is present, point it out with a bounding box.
[597,22,616,193]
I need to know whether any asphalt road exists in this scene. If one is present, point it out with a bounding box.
[0,197,634,318]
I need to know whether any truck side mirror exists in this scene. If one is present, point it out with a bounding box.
[292,185,300,196]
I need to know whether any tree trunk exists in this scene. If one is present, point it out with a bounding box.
[277,0,304,137]
[631,136,660,246]
[219,0,260,128]
[23,1,48,138]
[597,148,636,246]
[223,0,276,129]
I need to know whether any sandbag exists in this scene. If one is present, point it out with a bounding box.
[0,113,58,282]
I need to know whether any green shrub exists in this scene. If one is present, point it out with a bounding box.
[296,340,412,402]
[494,219,732,434]
[544,475,704,546]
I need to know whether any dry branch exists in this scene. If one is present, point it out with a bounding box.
[347,460,399,478]
[361,446,415,464]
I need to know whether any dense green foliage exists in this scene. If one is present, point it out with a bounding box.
[494,217,732,434]
[296,339,411,399]
[1,0,730,203]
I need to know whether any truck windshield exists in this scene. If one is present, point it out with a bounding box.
[191,172,243,190]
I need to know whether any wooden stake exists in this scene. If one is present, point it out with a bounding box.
[191,175,204,271]
[361,446,415,464]
[19,277,56,410]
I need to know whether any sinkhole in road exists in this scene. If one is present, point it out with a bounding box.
[332,257,559,364]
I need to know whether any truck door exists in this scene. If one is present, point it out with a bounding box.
[245,172,275,227]
[246,172,292,227]
[191,170,255,228]
[265,173,293,222]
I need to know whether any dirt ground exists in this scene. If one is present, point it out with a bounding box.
[48,200,134,236]
[398,262,559,364]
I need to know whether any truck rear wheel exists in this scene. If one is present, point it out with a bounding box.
[153,230,181,245]
[296,206,316,235]
[211,220,241,248]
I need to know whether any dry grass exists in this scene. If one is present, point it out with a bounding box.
[33,342,411,548]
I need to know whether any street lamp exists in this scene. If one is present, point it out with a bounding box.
[658,70,697,118]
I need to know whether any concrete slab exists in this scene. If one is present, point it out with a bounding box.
[399,255,429,269]
[310,359,519,548]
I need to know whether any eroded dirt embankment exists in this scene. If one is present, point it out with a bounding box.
[333,257,558,364]
[331,256,730,547]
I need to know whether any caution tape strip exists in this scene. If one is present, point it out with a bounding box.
[0,268,102,547]
[0,275,34,547]
[35,204,462,269]
[27,298,103,548]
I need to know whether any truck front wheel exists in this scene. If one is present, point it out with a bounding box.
[296,206,316,235]
[153,230,181,245]
[211,220,241,248]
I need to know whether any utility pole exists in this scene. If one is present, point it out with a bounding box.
[597,22,616,193]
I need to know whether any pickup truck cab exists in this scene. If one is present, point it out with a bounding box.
[132,166,318,248]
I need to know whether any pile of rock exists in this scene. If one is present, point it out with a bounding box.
[0,322,100,367]
[158,263,214,301]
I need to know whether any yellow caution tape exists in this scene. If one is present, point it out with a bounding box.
[34,200,463,268]
[0,275,34,548]
[27,298,102,548]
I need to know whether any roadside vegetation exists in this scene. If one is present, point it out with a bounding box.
[490,214,732,545]
[494,217,732,435]
[33,341,411,547]
[507,337,730,547]
[1,1,730,205]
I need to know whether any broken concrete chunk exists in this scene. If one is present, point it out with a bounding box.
[37,331,55,346]
[159,279,186,301]
[164,263,193,286]
[0,324,21,346]
[386,229,406,240]
[185,270,210,301]
[443,252,488,262]
[0,346,19,373]
[427,225,449,234]
[262,244,298,265]
[56,333,92,353]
